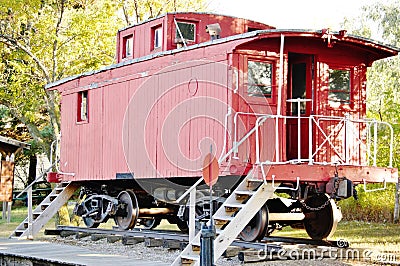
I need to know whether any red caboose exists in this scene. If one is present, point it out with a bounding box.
[46,12,398,242]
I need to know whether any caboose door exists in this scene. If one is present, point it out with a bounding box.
[286,53,314,161]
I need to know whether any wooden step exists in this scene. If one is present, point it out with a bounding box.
[213,215,234,221]
[246,178,263,183]
[235,190,255,196]
[224,202,245,208]
[33,212,42,219]
[55,187,65,194]
[181,254,199,262]
[49,195,58,201]
[41,203,51,211]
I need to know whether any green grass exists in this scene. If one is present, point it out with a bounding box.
[272,220,400,252]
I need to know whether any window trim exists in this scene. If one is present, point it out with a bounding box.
[327,66,353,107]
[244,57,277,104]
[175,21,196,43]
[77,91,89,123]
[122,34,134,59]
[153,25,163,50]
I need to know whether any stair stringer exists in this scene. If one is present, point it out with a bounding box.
[10,182,80,239]
[172,169,278,266]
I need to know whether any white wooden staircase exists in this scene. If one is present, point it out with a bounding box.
[10,182,80,239]
[172,170,278,266]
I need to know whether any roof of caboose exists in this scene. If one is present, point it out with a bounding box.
[46,19,399,90]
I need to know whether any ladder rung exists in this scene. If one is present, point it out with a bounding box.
[55,187,64,191]
[213,215,234,221]
[41,203,50,210]
[235,190,255,195]
[191,240,200,247]
[181,254,200,261]
[224,203,245,208]
[247,178,263,183]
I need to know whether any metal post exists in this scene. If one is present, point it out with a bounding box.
[189,188,196,242]
[297,99,301,161]
[308,116,313,165]
[345,114,350,164]
[200,222,215,266]
[373,120,378,166]
[7,201,11,223]
[2,202,6,220]
[200,145,215,266]
[27,186,33,239]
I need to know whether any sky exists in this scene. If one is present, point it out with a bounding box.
[208,0,376,30]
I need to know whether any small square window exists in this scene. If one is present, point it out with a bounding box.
[247,60,273,98]
[122,35,133,59]
[176,22,196,42]
[154,27,162,49]
[328,68,351,105]
[77,91,88,122]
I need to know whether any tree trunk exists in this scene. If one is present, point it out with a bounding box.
[27,155,37,185]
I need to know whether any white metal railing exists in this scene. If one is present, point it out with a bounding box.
[51,135,75,176]
[232,110,394,168]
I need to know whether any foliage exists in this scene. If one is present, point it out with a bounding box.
[338,184,396,223]
[342,1,400,169]
[0,0,207,171]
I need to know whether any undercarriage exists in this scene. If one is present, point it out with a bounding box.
[73,174,356,241]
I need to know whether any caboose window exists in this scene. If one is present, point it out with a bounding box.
[122,34,133,59]
[153,26,162,49]
[328,68,351,104]
[176,22,196,42]
[77,91,88,122]
[247,60,273,98]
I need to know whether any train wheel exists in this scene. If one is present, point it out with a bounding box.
[115,190,139,230]
[83,217,100,228]
[139,218,161,229]
[303,194,342,240]
[239,206,268,242]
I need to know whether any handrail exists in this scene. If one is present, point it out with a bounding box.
[251,113,394,168]
[363,178,387,193]
[52,135,75,176]
[15,162,56,199]
[176,112,394,203]
[272,175,300,191]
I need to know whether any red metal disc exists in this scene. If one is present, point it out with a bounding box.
[202,153,219,187]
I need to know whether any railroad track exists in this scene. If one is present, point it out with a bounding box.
[45,226,350,263]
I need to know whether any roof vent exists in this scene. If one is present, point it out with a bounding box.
[206,23,221,41]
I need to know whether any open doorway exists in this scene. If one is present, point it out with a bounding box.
[286,53,314,160]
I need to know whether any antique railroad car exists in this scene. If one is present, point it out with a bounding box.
[46,12,398,241]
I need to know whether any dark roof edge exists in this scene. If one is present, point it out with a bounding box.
[0,136,30,150]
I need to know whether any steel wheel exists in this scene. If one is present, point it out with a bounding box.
[115,190,139,230]
[139,218,161,229]
[303,194,342,240]
[83,216,100,228]
[239,206,268,241]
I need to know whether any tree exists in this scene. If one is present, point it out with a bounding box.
[342,0,400,222]
[0,0,207,163]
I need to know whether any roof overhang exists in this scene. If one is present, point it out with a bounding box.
[0,136,30,155]
[46,29,399,90]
